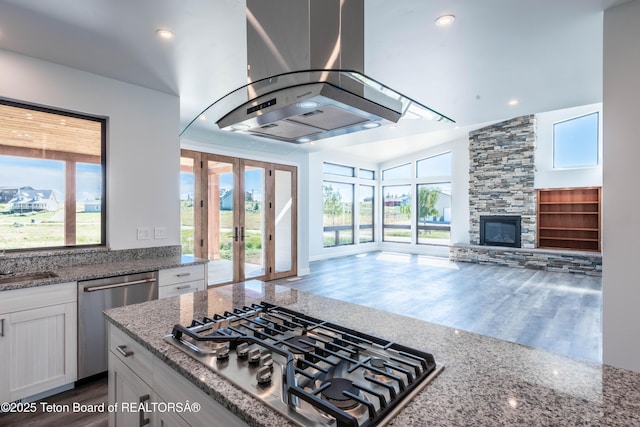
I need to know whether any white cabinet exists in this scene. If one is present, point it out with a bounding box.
[108,323,249,427]
[109,354,152,427]
[158,265,206,299]
[108,324,153,427]
[0,282,77,403]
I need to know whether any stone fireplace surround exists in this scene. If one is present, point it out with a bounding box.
[449,115,602,276]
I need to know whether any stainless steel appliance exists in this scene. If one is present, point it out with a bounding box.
[78,271,158,380]
[166,302,443,427]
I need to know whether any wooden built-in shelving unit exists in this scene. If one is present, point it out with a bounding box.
[537,187,601,252]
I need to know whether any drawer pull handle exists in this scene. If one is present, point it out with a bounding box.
[176,284,192,290]
[0,318,4,337]
[139,394,151,426]
[176,272,191,277]
[116,345,134,357]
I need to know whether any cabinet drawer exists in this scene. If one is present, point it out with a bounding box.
[158,279,205,299]
[158,265,205,286]
[108,324,153,385]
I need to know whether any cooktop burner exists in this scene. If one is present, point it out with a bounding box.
[164,302,443,427]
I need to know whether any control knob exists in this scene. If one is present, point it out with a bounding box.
[236,342,249,358]
[256,365,272,385]
[216,343,230,360]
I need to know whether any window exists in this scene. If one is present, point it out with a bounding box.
[360,168,375,180]
[323,181,354,247]
[359,185,374,243]
[323,162,355,177]
[553,112,599,168]
[383,185,411,243]
[417,152,452,178]
[0,100,105,251]
[417,183,451,244]
[382,163,411,180]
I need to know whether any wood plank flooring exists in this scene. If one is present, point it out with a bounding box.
[0,376,107,427]
[273,251,602,363]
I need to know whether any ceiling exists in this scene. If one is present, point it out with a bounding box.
[0,0,627,162]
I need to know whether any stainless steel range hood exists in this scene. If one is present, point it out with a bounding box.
[181,0,453,144]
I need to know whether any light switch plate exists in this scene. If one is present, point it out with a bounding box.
[137,227,151,240]
[154,227,167,239]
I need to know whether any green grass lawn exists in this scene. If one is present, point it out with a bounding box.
[0,208,101,250]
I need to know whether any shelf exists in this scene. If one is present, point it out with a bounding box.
[539,226,599,232]
[537,187,601,252]
[539,237,599,242]
[539,212,599,215]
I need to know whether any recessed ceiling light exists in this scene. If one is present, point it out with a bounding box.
[363,122,381,129]
[508,99,519,106]
[156,29,175,40]
[199,114,207,121]
[435,14,455,27]
[231,124,250,131]
[297,137,311,143]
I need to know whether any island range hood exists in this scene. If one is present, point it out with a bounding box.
[181,0,453,144]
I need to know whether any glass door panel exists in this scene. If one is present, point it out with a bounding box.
[274,169,293,273]
[179,157,195,257]
[242,164,266,279]
[207,159,235,285]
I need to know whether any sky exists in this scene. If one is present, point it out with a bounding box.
[0,156,101,200]
[554,112,599,168]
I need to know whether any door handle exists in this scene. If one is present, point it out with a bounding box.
[139,394,151,426]
[0,318,4,337]
[116,345,134,358]
[241,226,245,241]
[234,227,239,242]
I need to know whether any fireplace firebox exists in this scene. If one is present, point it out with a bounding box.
[480,215,521,248]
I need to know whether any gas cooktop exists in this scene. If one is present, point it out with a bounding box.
[164,302,443,427]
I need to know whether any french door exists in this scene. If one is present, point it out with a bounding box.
[180,150,297,285]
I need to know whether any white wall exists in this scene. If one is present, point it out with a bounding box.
[0,49,180,250]
[535,103,603,189]
[602,0,640,373]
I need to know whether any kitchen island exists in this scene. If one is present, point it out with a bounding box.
[104,281,640,426]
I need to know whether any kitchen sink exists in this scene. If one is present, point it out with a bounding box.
[0,271,59,285]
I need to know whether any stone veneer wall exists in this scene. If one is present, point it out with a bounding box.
[450,244,602,276]
[468,115,536,247]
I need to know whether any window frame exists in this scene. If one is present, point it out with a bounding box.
[0,98,107,252]
[552,111,599,169]
[322,180,355,247]
[321,162,376,248]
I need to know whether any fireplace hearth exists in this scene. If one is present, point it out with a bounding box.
[480,215,521,248]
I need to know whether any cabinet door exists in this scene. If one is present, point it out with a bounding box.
[155,395,191,427]
[108,353,152,427]
[3,302,77,402]
[0,313,9,403]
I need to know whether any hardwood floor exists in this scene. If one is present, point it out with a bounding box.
[273,251,602,363]
[0,376,107,427]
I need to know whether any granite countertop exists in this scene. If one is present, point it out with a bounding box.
[104,282,640,427]
[0,255,206,292]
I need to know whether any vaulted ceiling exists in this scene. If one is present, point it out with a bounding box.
[0,0,627,161]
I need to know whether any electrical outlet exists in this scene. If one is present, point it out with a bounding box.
[154,227,167,239]
[137,227,151,240]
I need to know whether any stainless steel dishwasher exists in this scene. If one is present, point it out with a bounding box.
[77,271,158,380]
